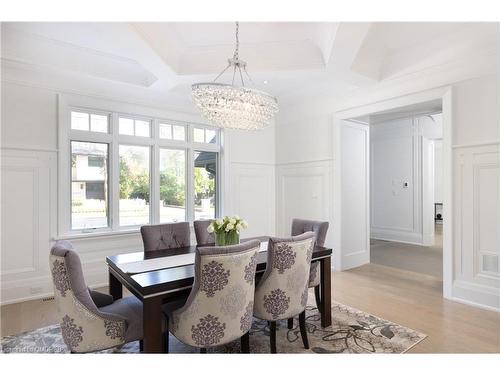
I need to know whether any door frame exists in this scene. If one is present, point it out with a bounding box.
[332,86,453,299]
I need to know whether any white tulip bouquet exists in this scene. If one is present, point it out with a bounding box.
[207,215,248,246]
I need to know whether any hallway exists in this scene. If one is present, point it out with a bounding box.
[370,225,443,279]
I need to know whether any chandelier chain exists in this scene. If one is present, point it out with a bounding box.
[234,21,239,61]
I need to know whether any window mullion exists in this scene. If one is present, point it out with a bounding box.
[151,119,160,225]
[110,113,120,230]
[186,147,194,223]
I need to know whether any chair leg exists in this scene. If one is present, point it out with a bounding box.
[200,348,207,354]
[314,285,322,313]
[269,321,277,354]
[240,332,250,353]
[299,310,309,350]
[287,318,294,329]
[139,339,144,353]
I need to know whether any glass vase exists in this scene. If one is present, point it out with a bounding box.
[215,231,240,246]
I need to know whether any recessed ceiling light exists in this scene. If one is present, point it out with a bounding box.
[263,80,269,84]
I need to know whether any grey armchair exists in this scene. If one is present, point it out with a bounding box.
[253,232,315,353]
[162,240,260,353]
[49,240,143,353]
[290,218,329,320]
[140,222,190,252]
[193,220,215,246]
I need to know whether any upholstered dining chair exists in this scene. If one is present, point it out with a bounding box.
[49,240,143,353]
[253,232,315,353]
[162,240,261,353]
[290,218,329,323]
[193,219,215,246]
[140,222,190,252]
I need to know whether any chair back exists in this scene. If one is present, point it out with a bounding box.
[253,232,315,321]
[170,240,260,348]
[193,220,215,246]
[291,218,329,246]
[140,222,190,252]
[50,240,126,352]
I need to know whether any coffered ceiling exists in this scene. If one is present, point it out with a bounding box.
[1,22,498,112]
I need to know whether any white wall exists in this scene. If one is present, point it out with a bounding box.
[274,102,334,246]
[0,81,276,304]
[434,139,443,203]
[276,73,500,310]
[370,117,418,243]
[370,114,442,245]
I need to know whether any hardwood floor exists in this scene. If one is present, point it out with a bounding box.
[332,264,500,353]
[2,263,499,353]
[371,224,443,278]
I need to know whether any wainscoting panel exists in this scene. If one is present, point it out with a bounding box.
[1,149,57,304]
[227,162,275,238]
[276,160,333,248]
[453,143,500,310]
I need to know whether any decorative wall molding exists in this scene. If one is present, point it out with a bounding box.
[452,140,500,149]
[452,143,500,310]
[276,159,333,248]
[1,149,57,305]
[275,158,334,166]
[228,162,276,239]
[0,146,59,153]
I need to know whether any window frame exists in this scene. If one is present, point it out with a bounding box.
[58,98,221,237]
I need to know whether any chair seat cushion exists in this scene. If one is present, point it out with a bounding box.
[100,296,143,342]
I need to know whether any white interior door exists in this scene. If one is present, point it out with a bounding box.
[336,120,370,270]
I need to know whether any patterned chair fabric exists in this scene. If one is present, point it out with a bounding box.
[193,220,215,246]
[291,219,329,287]
[165,240,260,348]
[49,240,143,353]
[253,232,315,321]
[140,222,190,252]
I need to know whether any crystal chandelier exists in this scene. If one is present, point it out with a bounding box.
[192,22,279,130]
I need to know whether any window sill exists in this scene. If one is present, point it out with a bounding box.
[53,228,141,241]
[53,223,199,241]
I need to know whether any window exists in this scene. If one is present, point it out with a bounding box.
[159,123,186,141]
[160,149,186,223]
[194,151,217,220]
[71,111,109,133]
[193,127,217,144]
[119,117,151,137]
[62,105,221,235]
[119,145,150,226]
[71,141,109,230]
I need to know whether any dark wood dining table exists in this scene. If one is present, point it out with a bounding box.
[106,238,333,353]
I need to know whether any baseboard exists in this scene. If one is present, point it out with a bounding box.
[449,296,500,313]
[370,236,424,246]
[371,228,424,245]
[452,280,500,312]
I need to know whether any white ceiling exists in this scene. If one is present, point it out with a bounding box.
[1,22,498,113]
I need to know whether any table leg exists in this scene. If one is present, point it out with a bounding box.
[319,256,332,327]
[143,296,165,353]
[109,270,122,300]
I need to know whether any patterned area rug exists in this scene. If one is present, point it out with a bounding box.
[1,303,426,354]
